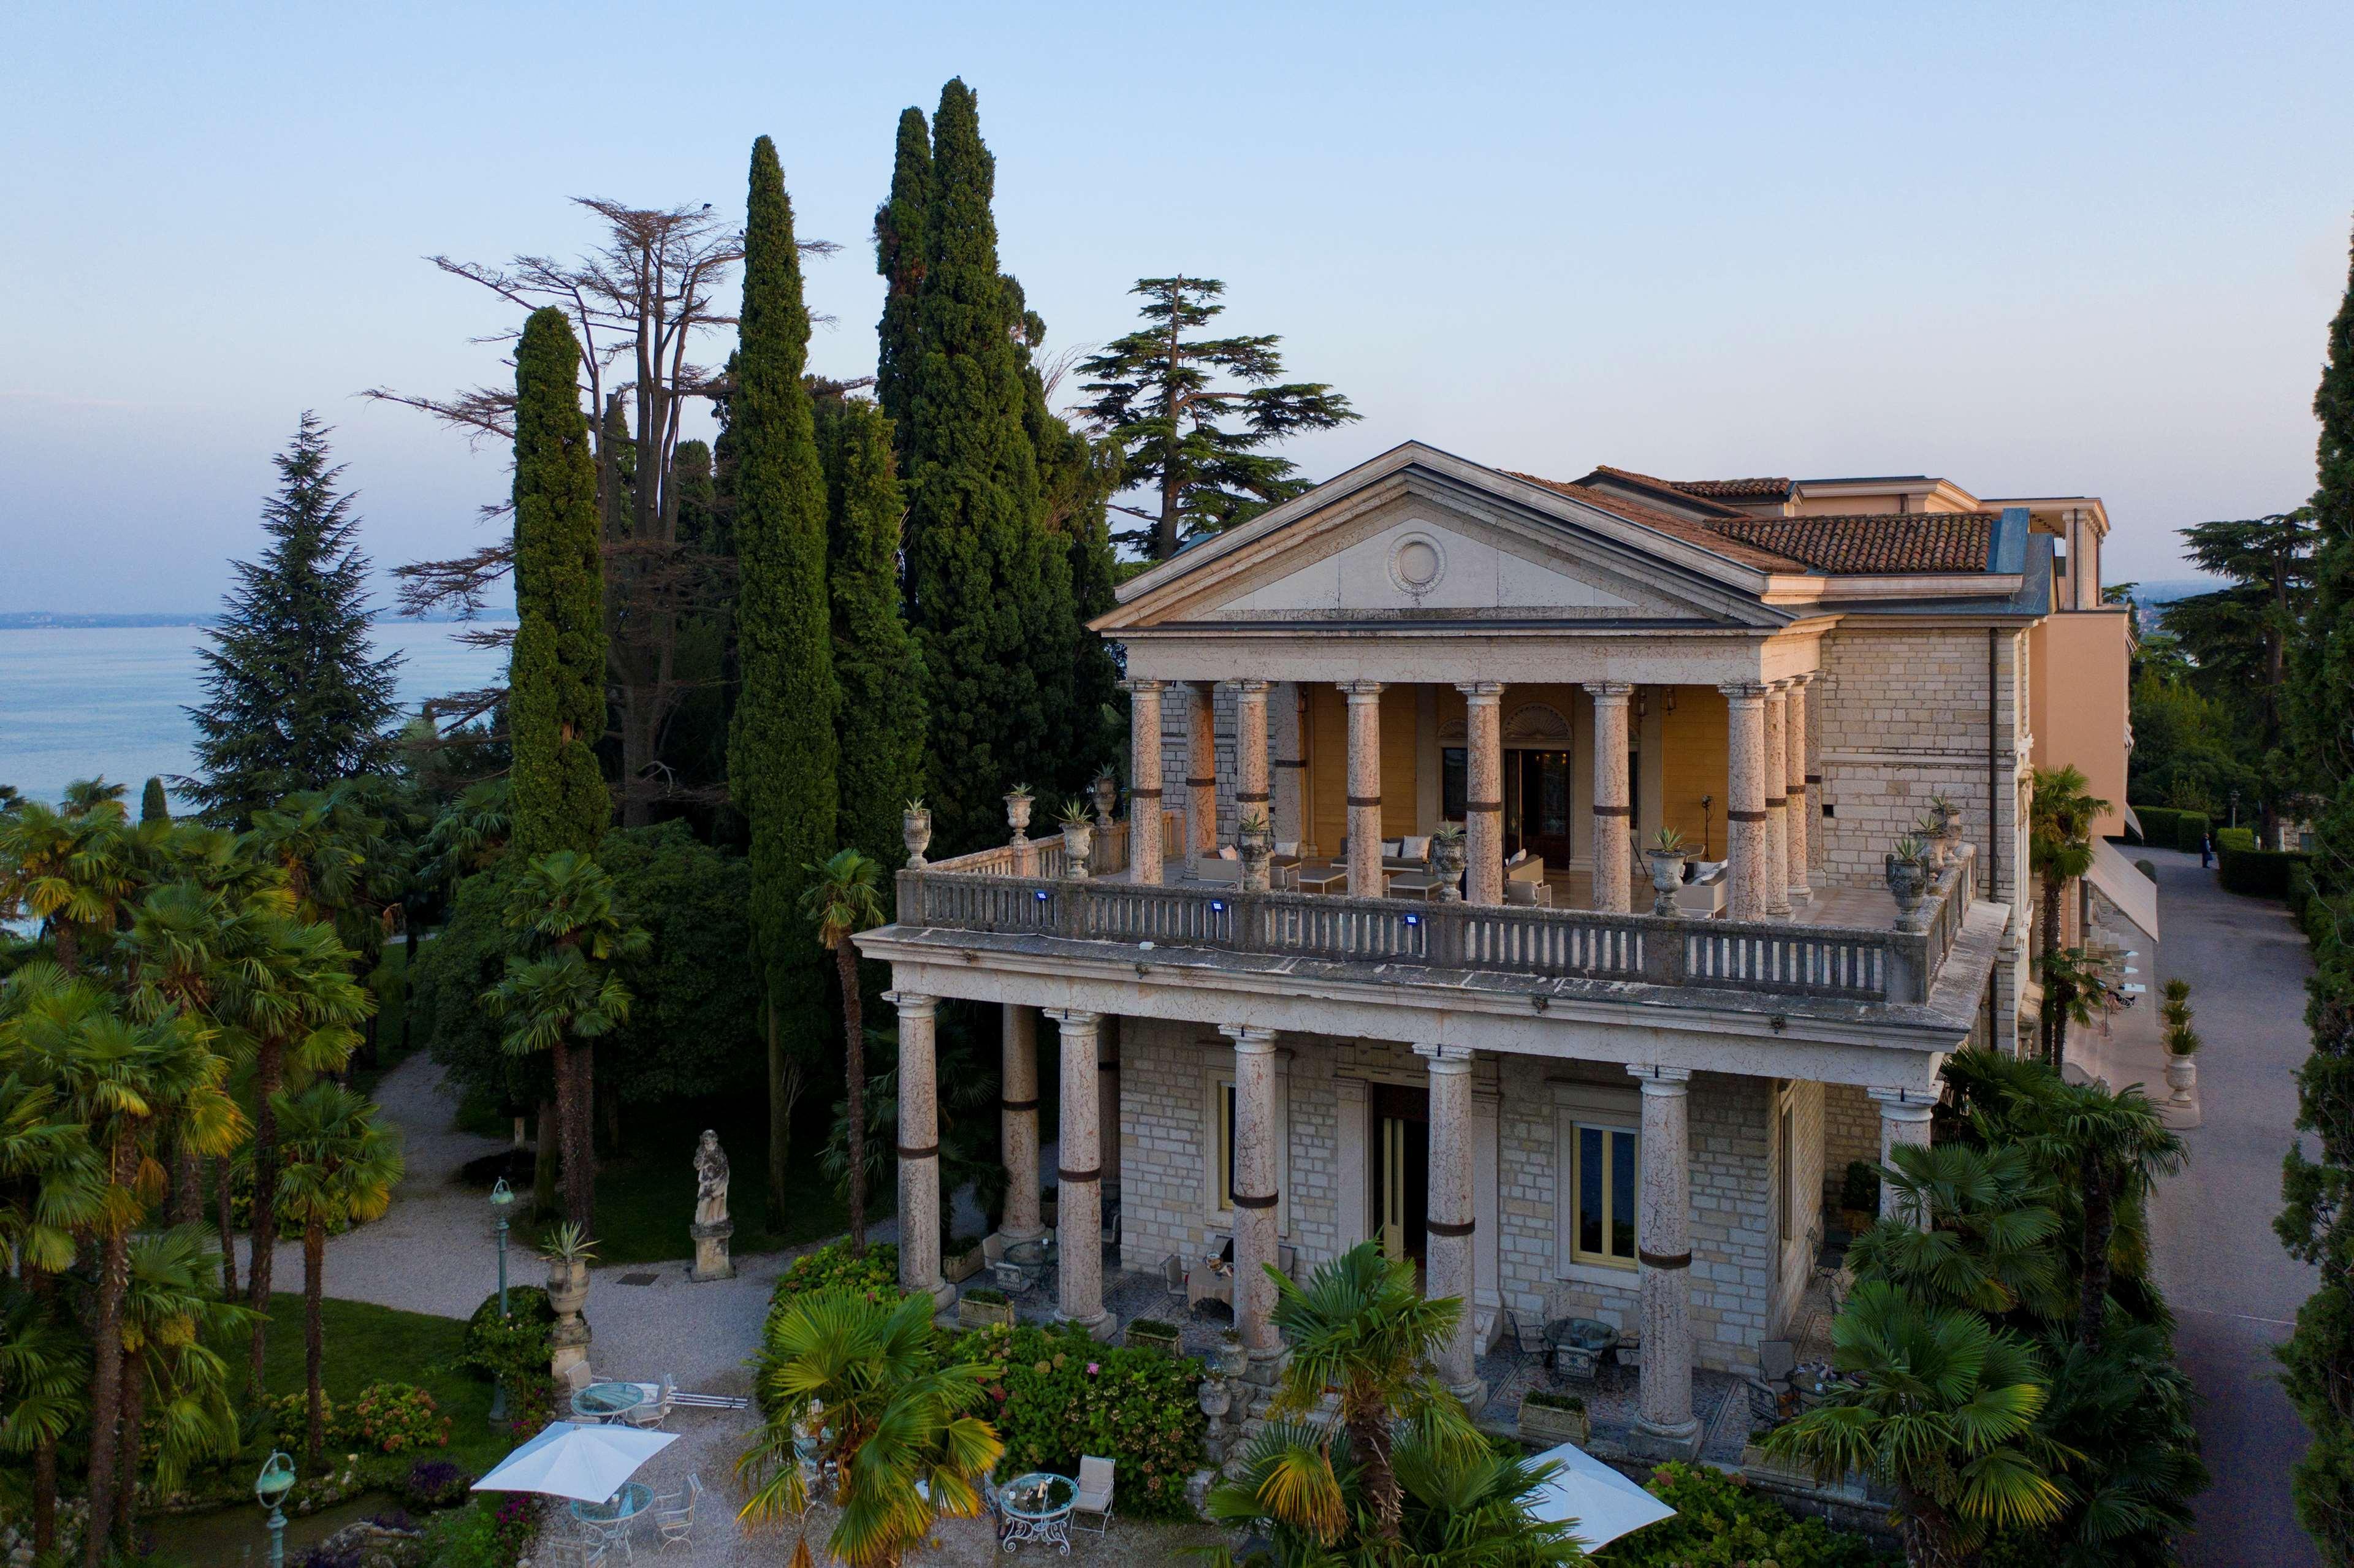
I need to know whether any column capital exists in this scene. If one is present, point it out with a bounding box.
[883,991,937,1019]
[1043,1007,1102,1033]
[1865,1086,1938,1122]
[1338,679,1386,700]
[1218,1024,1280,1054]
[1583,680,1636,702]
[1627,1063,1694,1092]
[1412,1043,1476,1072]
[1763,678,1791,696]
[1225,677,1271,696]
[1455,680,1506,701]
[1783,670,1818,690]
[1119,676,1168,696]
[1718,680,1770,702]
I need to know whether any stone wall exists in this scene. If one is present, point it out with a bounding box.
[1822,1083,1880,1203]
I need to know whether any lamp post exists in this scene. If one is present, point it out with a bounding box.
[489,1178,514,1421]
[254,1450,294,1568]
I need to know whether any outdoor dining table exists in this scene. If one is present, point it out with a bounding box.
[997,1470,1076,1554]
[571,1381,648,1422]
[569,1479,652,1528]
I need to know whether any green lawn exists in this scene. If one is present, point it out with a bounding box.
[251,1292,514,1478]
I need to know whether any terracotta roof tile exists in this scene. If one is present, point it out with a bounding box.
[1707,512,1994,574]
[1670,476,1792,501]
[1504,472,1810,573]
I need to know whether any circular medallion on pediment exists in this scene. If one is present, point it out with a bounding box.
[1387,531,1447,596]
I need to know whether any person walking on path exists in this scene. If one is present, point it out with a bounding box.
[2201,829,2214,869]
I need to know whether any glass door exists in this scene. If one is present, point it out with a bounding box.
[1370,1084,1429,1266]
[1515,749,1574,867]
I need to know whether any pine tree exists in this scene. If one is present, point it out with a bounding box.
[874,106,931,477]
[139,778,169,824]
[183,414,402,824]
[904,78,1079,852]
[817,393,928,871]
[728,135,839,1211]
[508,308,611,863]
[1077,276,1360,560]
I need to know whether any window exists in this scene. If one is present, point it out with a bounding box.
[1217,1083,1239,1210]
[1205,1064,1288,1228]
[1571,1123,1639,1267]
[1441,747,1467,821]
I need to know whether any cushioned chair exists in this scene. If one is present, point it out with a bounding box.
[1504,854,1552,907]
[1072,1455,1116,1534]
[623,1373,674,1429]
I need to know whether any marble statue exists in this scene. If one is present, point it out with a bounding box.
[690,1129,735,1281]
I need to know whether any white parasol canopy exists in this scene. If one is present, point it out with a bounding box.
[473,1420,678,1503]
[1523,1441,1677,1550]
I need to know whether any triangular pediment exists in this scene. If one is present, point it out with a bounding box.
[1099,445,1791,633]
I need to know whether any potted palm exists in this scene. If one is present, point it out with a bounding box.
[1932,793,1965,858]
[1885,835,1930,923]
[1644,828,1689,916]
[1057,799,1094,880]
[1237,810,1274,894]
[1430,823,1467,902]
[1092,769,1120,829]
[1005,784,1034,839]
[1917,812,1952,872]
[901,798,932,868]
[2162,978,2199,1107]
[543,1222,596,1316]
[1516,1389,1588,1445]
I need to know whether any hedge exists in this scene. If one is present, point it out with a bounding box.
[2216,826,2309,899]
[2127,807,2210,854]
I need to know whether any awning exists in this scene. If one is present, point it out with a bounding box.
[2087,836,2158,945]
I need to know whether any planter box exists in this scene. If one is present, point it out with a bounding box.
[958,1294,1016,1331]
[1742,1442,1819,1489]
[1123,1322,1182,1357]
[942,1245,986,1285]
[1517,1396,1590,1447]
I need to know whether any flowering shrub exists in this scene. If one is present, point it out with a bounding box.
[774,1241,902,1305]
[347,1382,451,1455]
[463,1286,554,1391]
[404,1460,473,1510]
[421,1494,540,1568]
[264,1391,349,1446]
[1603,1462,1891,1567]
[951,1321,1206,1522]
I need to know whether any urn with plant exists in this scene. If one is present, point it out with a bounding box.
[1092,768,1119,829]
[902,797,932,869]
[1236,810,1274,893]
[1430,823,1467,902]
[1005,783,1035,838]
[1057,798,1095,880]
[1885,835,1930,922]
[1916,812,1952,872]
[1645,827,1690,916]
[2162,976,2200,1105]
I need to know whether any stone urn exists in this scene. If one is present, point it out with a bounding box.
[1644,847,1688,917]
[1005,790,1034,839]
[1214,1333,1249,1379]
[1431,831,1468,902]
[1197,1379,1232,1421]
[1921,825,1952,873]
[1238,820,1274,894]
[1059,816,1094,880]
[2166,1054,2198,1106]
[902,805,932,869]
[1092,771,1120,829]
[546,1254,589,1318]
[1885,851,1929,926]
[1936,804,1965,860]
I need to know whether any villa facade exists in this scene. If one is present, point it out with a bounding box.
[855,442,2135,1456]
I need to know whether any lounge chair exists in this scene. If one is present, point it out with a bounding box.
[1072,1455,1116,1534]
[1505,854,1552,907]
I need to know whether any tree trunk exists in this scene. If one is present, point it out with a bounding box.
[305,1220,328,1463]
[2038,873,2064,1061]
[52,921,77,976]
[170,1141,202,1227]
[555,1038,592,1231]
[767,1005,794,1213]
[839,940,867,1254]
[1347,1393,1401,1540]
[116,1349,143,1547]
[215,1155,240,1300]
[2079,1151,2114,1353]
[85,1146,133,1567]
[248,1036,285,1397]
[534,1100,560,1216]
[33,1435,57,1557]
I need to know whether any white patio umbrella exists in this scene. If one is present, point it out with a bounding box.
[1523,1441,1677,1550]
[473,1420,679,1503]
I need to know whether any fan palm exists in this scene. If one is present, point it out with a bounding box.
[802,849,886,1254]
[1847,1141,2068,1319]
[1762,1279,2072,1568]
[275,1083,403,1460]
[2033,1081,2184,1353]
[0,1287,88,1559]
[2028,766,2110,1060]
[737,1285,1004,1568]
[0,797,159,976]
[112,1225,248,1542]
[1260,1241,1482,1542]
[483,851,646,1233]
[2036,946,2114,1070]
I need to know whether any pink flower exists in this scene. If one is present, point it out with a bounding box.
[1086,1362,1099,1376]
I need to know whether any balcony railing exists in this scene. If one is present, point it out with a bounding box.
[897,839,1977,1007]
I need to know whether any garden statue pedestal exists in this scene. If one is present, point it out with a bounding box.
[690,1129,735,1282]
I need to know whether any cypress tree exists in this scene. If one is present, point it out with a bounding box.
[874,106,931,476]
[2296,221,2354,882]
[817,394,928,870]
[140,778,170,824]
[183,414,402,825]
[508,307,611,863]
[904,78,1073,851]
[727,135,839,1210]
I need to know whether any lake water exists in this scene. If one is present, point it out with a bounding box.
[0,622,514,812]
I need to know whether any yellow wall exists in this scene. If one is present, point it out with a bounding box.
[2028,611,2131,840]
[1659,685,1731,859]
[1303,684,1422,848]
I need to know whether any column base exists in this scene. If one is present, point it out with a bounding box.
[919,1277,956,1311]
[1445,1374,1488,1409]
[1244,1345,1287,1388]
[1628,1417,1704,1462]
[992,1224,1048,1249]
[1057,1309,1114,1341]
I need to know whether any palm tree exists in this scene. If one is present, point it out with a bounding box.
[1259,1241,1482,1543]
[483,851,646,1232]
[737,1286,1004,1568]
[2036,945,2114,1068]
[2035,1081,2184,1353]
[113,1225,248,1543]
[2027,766,2110,1060]
[802,849,886,1254]
[1762,1279,2072,1568]
[0,797,156,976]
[1846,1141,2068,1319]
[0,1287,88,1559]
[1205,1417,1589,1566]
[275,1082,403,1460]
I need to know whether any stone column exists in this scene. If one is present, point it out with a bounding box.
[1586,682,1634,913]
[999,1005,1043,1245]
[1628,1064,1699,1453]
[1271,682,1307,849]
[1187,682,1219,865]
[1415,1044,1484,1404]
[1457,682,1505,904]
[1230,679,1271,833]
[1124,679,1167,886]
[1098,1021,1122,1208]
[1761,683,1792,919]
[1785,674,1812,905]
[1046,1008,1110,1338]
[1720,683,1770,920]
[1341,681,1386,897]
[888,991,953,1309]
[1221,1025,1284,1366]
[1868,1087,1938,1225]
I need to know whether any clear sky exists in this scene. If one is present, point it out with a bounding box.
[6,1,2350,613]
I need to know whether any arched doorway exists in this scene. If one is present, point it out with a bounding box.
[1503,702,1574,867]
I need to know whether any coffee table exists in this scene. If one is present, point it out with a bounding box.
[570,1381,647,1422]
[998,1471,1075,1554]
